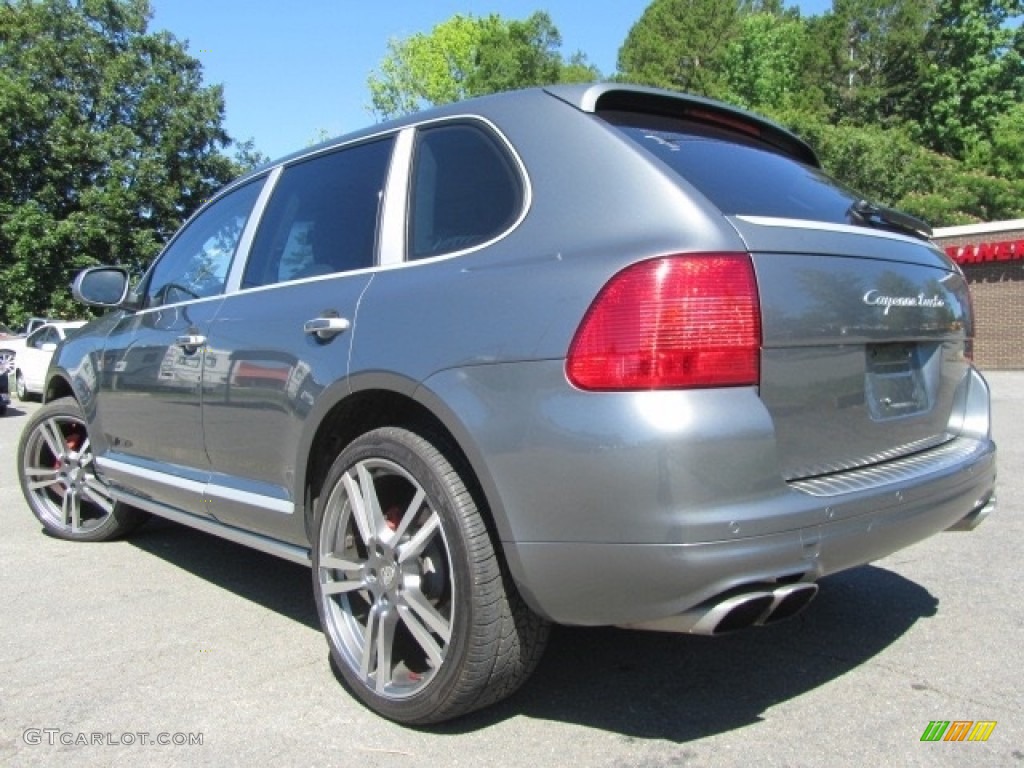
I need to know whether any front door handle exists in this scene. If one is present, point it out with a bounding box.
[304,316,351,341]
[175,334,206,352]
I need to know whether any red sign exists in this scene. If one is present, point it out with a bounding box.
[945,239,1024,265]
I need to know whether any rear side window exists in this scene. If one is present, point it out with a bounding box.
[605,114,860,223]
[408,123,524,260]
[243,138,394,288]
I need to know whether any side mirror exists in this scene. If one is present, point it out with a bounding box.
[41,342,58,352]
[72,267,130,307]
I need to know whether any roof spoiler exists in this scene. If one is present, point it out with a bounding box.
[543,83,820,168]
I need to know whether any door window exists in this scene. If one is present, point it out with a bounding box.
[242,138,395,288]
[408,123,524,260]
[145,179,264,307]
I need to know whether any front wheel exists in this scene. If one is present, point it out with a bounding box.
[312,426,549,724]
[15,370,30,401]
[17,397,148,541]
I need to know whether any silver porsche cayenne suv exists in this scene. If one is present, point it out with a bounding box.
[17,84,997,724]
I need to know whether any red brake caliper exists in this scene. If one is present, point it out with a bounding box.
[52,430,83,497]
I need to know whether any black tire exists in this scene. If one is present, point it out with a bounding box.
[15,370,31,401]
[17,396,148,541]
[312,426,549,724]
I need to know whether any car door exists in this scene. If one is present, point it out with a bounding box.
[93,177,266,515]
[199,136,396,543]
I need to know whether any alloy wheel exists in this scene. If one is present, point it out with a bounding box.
[317,457,454,700]
[21,411,117,535]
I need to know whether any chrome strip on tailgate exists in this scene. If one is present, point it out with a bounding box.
[788,437,986,497]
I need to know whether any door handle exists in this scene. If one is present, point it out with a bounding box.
[175,334,207,352]
[304,317,351,340]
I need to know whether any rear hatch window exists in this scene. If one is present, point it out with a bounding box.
[603,111,861,223]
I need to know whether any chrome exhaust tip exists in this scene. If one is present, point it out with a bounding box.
[947,496,995,531]
[619,580,820,635]
[758,582,818,625]
[695,591,775,635]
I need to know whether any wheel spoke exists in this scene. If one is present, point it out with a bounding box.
[80,478,115,514]
[40,419,67,459]
[391,487,425,542]
[397,604,445,668]
[356,463,386,539]
[359,604,382,679]
[402,584,452,642]
[396,510,440,563]
[320,553,362,572]
[25,466,60,489]
[341,469,374,544]
[321,577,365,596]
[373,610,398,693]
[62,488,81,531]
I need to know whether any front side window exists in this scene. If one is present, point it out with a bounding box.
[242,138,394,289]
[408,123,524,260]
[28,327,54,349]
[146,179,263,307]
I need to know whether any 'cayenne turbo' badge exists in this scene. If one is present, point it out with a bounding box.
[862,290,946,315]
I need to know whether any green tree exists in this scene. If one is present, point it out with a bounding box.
[810,0,931,125]
[0,0,253,326]
[617,0,751,97]
[720,10,825,115]
[367,12,600,120]
[912,0,1024,158]
[785,115,1024,225]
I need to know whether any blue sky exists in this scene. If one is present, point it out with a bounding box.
[150,1,835,161]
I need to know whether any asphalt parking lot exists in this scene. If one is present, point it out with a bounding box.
[1,372,1021,767]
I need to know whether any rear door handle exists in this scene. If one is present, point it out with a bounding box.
[304,317,351,340]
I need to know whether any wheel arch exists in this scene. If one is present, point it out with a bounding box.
[44,371,76,403]
[299,377,518,584]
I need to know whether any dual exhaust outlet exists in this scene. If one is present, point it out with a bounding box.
[623,582,819,636]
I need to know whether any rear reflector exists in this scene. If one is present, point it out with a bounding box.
[566,254,761,390]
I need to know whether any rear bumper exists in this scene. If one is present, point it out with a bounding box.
[506,439,995,626]
[421,361,996,627]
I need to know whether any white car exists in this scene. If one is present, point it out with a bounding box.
[12,322,86,401]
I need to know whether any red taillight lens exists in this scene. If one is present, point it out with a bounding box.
[566,254,761,391]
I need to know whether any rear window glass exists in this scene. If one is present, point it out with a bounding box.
[606,116,861,223]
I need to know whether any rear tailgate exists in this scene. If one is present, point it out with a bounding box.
[597,104,977,482]
[731,217,972,480]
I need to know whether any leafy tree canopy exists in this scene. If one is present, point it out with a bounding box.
[367,11,600,120]
[617,0,750,96]
[0,0,261,326]
[617,0,1023,225]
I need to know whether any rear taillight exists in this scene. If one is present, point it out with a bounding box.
[566,254,761,391]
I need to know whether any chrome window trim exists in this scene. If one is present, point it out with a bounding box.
[225,166,282,294]
[216,115,533,294]
[400,114,533,266]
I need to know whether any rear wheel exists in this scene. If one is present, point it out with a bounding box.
[15,370,30,401]
[312,426,549,724]
[17,397,148,541]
